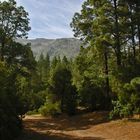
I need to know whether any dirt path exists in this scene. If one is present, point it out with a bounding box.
[17,112,140,140]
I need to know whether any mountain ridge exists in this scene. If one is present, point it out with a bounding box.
[19,38,82,59]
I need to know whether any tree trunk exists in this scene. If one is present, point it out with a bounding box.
[0,41,5,61]
[129,5,136,58]
[113,0,121,66]
[138,25,140,53]
[104,48,110,98]
[131,24,136,58]
[104,47,110,109]
[61,96,64,113]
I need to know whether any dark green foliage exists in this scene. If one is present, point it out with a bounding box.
[27,53,51,111]
[79,78,106,111]
[72,46,111,111]
[39,101,61,117]
[0,62,22,140]
[35,55,77,116]
[0,0,30,61]
[64,82,77,116]
[29,90,47,110]
[0,44,36,139]
[0,0,33,139]
[48,63,77,115]
[71,0,140,117]
[110,77,140,118]
[0,110,22,140]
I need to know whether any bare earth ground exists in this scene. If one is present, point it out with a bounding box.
[17,112,140,140]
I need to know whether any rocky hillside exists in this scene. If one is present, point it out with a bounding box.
[19,38,81,59]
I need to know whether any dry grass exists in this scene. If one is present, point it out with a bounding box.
[16,112,140,140]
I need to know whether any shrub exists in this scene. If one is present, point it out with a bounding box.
[110,77,140,119]
[39,102,61,117]
[26,109,39,115]
[109,101,133,119]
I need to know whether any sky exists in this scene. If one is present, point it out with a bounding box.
[15,0,84,39]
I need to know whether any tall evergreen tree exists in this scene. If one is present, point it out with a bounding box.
[0,0,30,60]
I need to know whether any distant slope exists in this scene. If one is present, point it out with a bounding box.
[19,38,82,59]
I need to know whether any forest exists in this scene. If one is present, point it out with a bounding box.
[0,0,140,140]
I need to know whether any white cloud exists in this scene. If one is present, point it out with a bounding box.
[16,0,84,39]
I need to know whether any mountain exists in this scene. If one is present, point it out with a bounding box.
[19,38,82,59]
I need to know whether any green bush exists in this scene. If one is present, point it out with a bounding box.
[110,77,140,119]
[26,109,39,115]
[39,102,61,117]
[109,101,133,119]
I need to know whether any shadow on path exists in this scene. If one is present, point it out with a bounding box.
[16,112,109,140]
[24,111,109,131]
[18,129,105,140]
